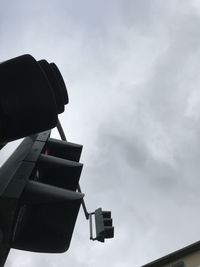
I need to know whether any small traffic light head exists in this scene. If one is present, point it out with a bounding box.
[95,208,114,242]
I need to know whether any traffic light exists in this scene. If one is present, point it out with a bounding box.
[0,130,84,265]
[94,208,114,242]
[0,54,115,267]
[0,54,68,143]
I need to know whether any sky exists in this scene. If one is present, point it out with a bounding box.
[1,0,200,266]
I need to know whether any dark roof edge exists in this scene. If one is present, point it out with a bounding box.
[141,240,200,267]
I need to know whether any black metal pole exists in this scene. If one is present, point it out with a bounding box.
[57,119,67,141]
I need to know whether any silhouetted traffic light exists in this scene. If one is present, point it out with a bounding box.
[0,54,68,143]
[0,54,115,267]
[94,208,114,242]
[0,130,84,265]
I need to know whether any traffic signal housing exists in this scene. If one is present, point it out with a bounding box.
[89,208,114,243]
[94,208,114,242]
[0,54,68,143]
[0,130,84,266]
[0,53,115,267]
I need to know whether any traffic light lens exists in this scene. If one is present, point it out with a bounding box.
[104,227,114,239]
[102,211,111,218]
[104,218,112,226]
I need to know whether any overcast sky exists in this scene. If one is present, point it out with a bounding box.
[1,0,200,266]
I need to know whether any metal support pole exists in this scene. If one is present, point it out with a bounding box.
[57,119,67,141]
[77,184,89,219]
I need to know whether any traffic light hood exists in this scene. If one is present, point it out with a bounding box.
[0,54,68,143]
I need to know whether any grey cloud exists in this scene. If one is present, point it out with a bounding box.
[2,1,200,266]
[82,3,200,265]
[145,12,200,124]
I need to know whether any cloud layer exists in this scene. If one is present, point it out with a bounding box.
[1,1,200,266]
